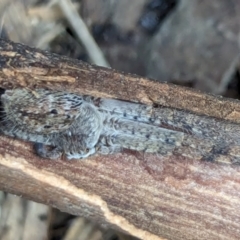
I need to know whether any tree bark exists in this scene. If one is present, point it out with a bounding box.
[0,39,240,240]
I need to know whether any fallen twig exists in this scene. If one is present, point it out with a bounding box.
[0,39,240,240]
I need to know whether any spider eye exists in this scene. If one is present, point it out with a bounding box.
[50,109,58,114]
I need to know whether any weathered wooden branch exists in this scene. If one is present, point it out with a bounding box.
[0,39,240,240]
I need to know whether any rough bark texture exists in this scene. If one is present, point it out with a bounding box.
[0,39,240,240]
[1,39,240,122]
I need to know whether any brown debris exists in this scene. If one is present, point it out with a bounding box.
[147,0,240,94]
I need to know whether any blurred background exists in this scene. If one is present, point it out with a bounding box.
[0,0,240,239]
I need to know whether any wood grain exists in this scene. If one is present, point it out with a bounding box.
[0,39,240,240]
[1,39,240,122]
